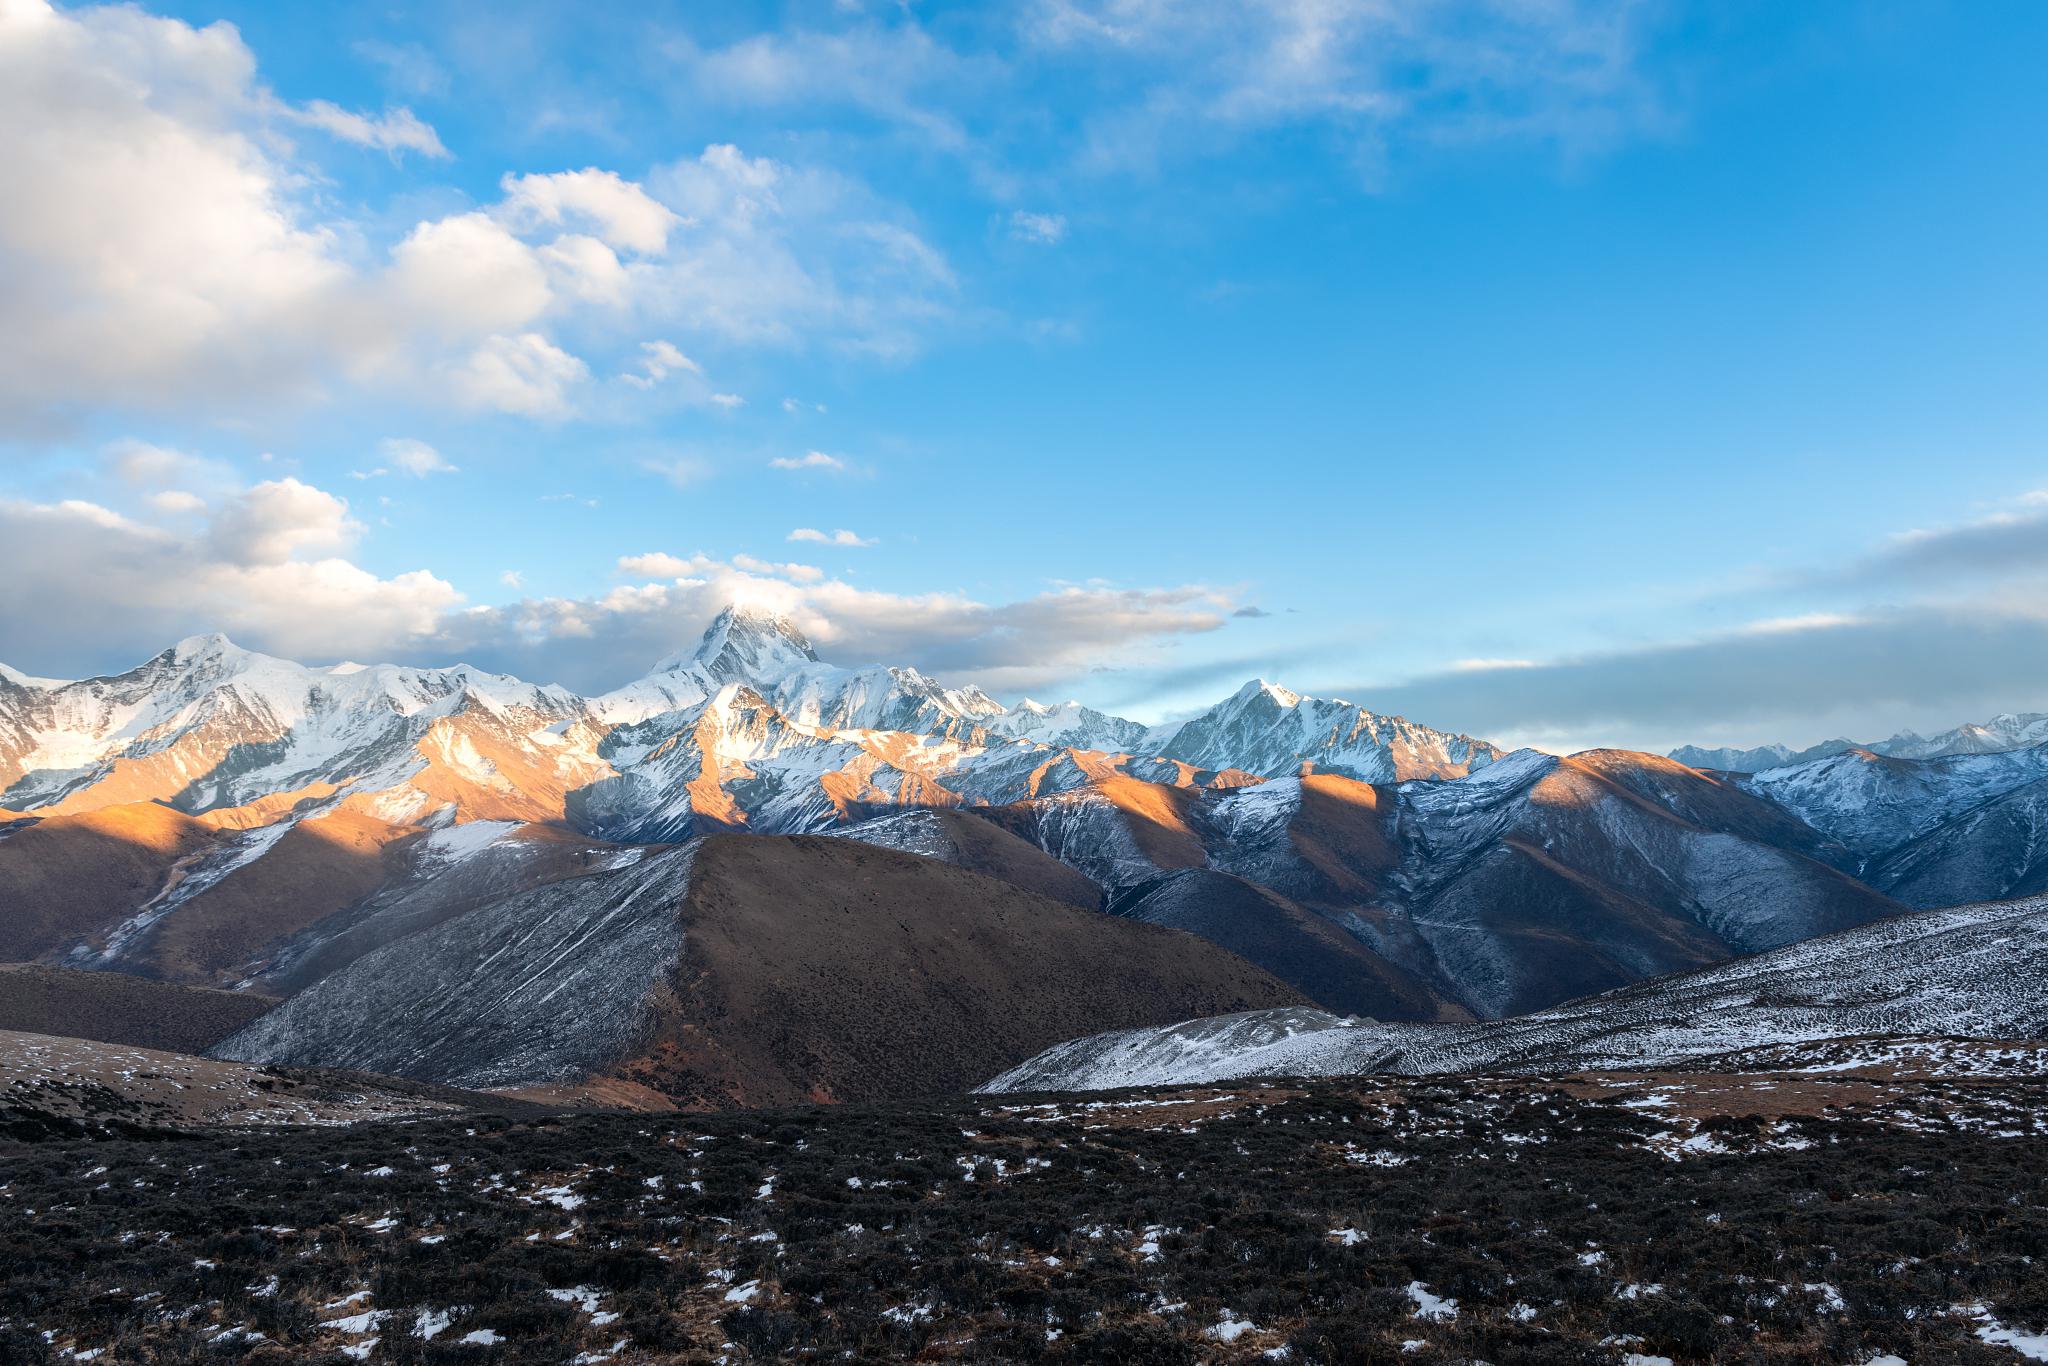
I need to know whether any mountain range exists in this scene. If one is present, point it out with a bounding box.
[1668,711,2048,772]
[5,604,2048,1105]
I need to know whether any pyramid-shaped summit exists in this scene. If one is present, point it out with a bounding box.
[654,603,822,684]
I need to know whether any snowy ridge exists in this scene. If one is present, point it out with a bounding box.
[1672,710,2048,772]
[979,894,2048,1091]
[214,844,701,1087]
[1142,679,1503,783]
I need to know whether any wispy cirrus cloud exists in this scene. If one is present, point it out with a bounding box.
[280,99,448,158]
[788,527,875,547]
[1031,0,1668,174]
[1008,210,1068,244]
[770,451,849,473]
[663,0,1673,182]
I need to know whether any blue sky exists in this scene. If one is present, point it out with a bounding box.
[3,0,2046,754]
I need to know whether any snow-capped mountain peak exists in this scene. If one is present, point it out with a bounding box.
[168,631,243,663]
[1143,678,1503,783]
[652,603,822,683]
[1234,678,1303,709]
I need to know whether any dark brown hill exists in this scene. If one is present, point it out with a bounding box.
[215,834,1306,1108]
[0,964,274,1053]
[0,804,218,961]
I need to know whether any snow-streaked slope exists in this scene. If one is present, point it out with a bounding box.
[213,844,699,1088]
[1381,749,1900,1016]
[240,823,643,995]
[1744,745,2048,864]
[980,894,2048,1091]
[1865,773,2048,909]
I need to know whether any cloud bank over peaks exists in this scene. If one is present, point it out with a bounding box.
[0,460,1239,697]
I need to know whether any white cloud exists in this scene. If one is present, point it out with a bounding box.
[0,474,459,669]
[0,452,1243,699]
[448,333,589,417]
[1372,607,2048,758]
[353,39,448,98]
[534,233,631,308]
[499,168,680,255]
[1009,210,1067,244]
[499,569,525,589]
[148,489,206,514]
[380,437,457,477]
[387,212,555,340]
[617,551,703,579]
[1737,612,1861,637]
[668,23,992,155]
[432,564,1238,693]
[206,478,359,565]
[770,450,847,472]
[709,392,745,409]
[788,527,876,547]
[282,100,448,158]
[621,339,701,389]
[732,553,823,584]
[640,144,955,355]
[102,439,233,492]
[0,0,352,422]
[0,2,951,431]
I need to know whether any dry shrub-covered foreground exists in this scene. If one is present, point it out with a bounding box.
[4,1073,2046,1364]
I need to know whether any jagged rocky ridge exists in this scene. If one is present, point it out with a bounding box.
[980,892,2048,1091]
